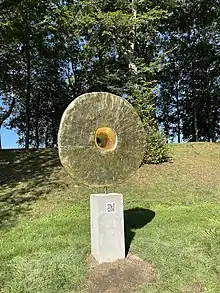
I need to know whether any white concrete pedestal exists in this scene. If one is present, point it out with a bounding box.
[90,193,125,263]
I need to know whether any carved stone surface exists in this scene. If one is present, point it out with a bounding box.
[58,92,146,187]
[90,193,125,263]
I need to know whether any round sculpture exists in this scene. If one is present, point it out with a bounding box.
[58,92,146,187]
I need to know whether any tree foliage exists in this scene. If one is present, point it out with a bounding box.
[0,0,219,161]
[157,0,220,142]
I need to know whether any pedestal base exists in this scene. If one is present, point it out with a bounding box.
[90,193,125,263]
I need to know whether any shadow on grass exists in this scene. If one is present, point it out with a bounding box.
[0,148,69,229]
[124,207,155,256]
[0,148,60,186]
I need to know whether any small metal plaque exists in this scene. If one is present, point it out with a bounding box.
[106,202,116,213]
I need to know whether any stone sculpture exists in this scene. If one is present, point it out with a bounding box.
[58,92,146,263]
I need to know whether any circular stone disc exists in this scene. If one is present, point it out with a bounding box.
[58,92,146,187]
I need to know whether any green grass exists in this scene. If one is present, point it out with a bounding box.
[0,205,89,293]
[0,143,220,293]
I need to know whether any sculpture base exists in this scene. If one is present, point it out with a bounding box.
[90,193,125,263]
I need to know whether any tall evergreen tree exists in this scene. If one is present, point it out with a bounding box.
[157,0,220,142]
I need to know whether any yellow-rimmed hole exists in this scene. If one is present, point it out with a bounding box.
[95,127,117,151]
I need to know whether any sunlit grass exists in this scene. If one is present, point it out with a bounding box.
[0,143,220,292]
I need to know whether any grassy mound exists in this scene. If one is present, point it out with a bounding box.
[0,143,220,293]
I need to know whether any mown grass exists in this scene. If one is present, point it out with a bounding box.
[0,143,220,293]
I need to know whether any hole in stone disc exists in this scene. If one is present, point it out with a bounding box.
[95,127,117,151]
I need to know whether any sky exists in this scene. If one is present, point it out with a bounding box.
[0,125,184,149]
[0,98,20,149]
[1,126,19,149]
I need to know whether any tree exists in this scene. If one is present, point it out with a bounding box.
[0,0,171,161]
[0,0,74,148]
[157,0,220,142]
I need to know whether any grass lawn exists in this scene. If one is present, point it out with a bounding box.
[0,143,220,293]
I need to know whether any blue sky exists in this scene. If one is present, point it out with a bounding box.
[1,126,19,149]
[0,98,19,149]
[1,125,183,149]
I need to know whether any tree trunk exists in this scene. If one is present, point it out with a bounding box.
[187,28,198,142]
[177,103,181,143]
[191,62,198,141]
[212,115,217,142]
[164,99,169,137]
[35,121,39,148]
[25,41,31,149]
[52,132,57,147]
[45,125,49,148]
[35,95,40,148]
[52,118,57,147]
[176,80,181,143]
[208,116,213,142]
[207,93,213,142]
[129,0,137,76]
[194,107,198,141]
